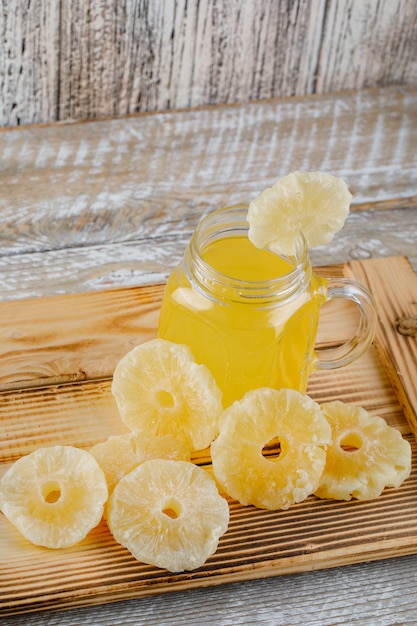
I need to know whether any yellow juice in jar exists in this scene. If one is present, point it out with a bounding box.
[158,219,327,407]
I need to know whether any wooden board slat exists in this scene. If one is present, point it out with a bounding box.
[2,1,417,127]
[0,284,164,390]
[0,256,416,616]
[344,257,417,439]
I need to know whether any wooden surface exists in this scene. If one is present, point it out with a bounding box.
[0,257,417,618]
[1,86,417,303]
[1,0,417,127]
[1,86,417,624]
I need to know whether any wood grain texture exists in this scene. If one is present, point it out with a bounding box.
[3,554,417,626]
[0,257,416,618]
[1,87,417,300]
[344,257,417,440]
[315,0,417,93]
[1,0,417,127]
[0,285,163,389]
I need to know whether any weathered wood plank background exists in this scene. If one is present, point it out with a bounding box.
[1,86,416,300]
[1,0,416,127]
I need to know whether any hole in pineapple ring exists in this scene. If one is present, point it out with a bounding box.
[41,480,62,504]
[161,498,182,519]
[155,389,175,408]
[339,431,363,452]
[262,436,281,461]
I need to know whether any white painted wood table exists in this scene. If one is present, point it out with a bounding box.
[1,86,417,625]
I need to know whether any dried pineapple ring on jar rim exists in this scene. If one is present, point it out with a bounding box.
[247,170,352,256]
[315,401,412,501]
[211,388,332,510]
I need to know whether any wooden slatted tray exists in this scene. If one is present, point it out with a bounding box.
[0,256,416,617]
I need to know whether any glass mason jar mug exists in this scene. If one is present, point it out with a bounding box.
[158,205,377,407]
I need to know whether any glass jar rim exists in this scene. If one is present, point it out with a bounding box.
[185,205,311,304]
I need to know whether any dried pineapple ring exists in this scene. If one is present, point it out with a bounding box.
[315,401,412,501]
[247,170,352,256]
[211,388,332,510]
[0,446,108,548]
[107,459,230,573]
[111,339,223,452]
[90,432,190,495]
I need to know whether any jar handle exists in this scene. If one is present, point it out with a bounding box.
[315,278,377,370]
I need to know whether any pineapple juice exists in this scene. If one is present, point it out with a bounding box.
[158,207,327,407]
